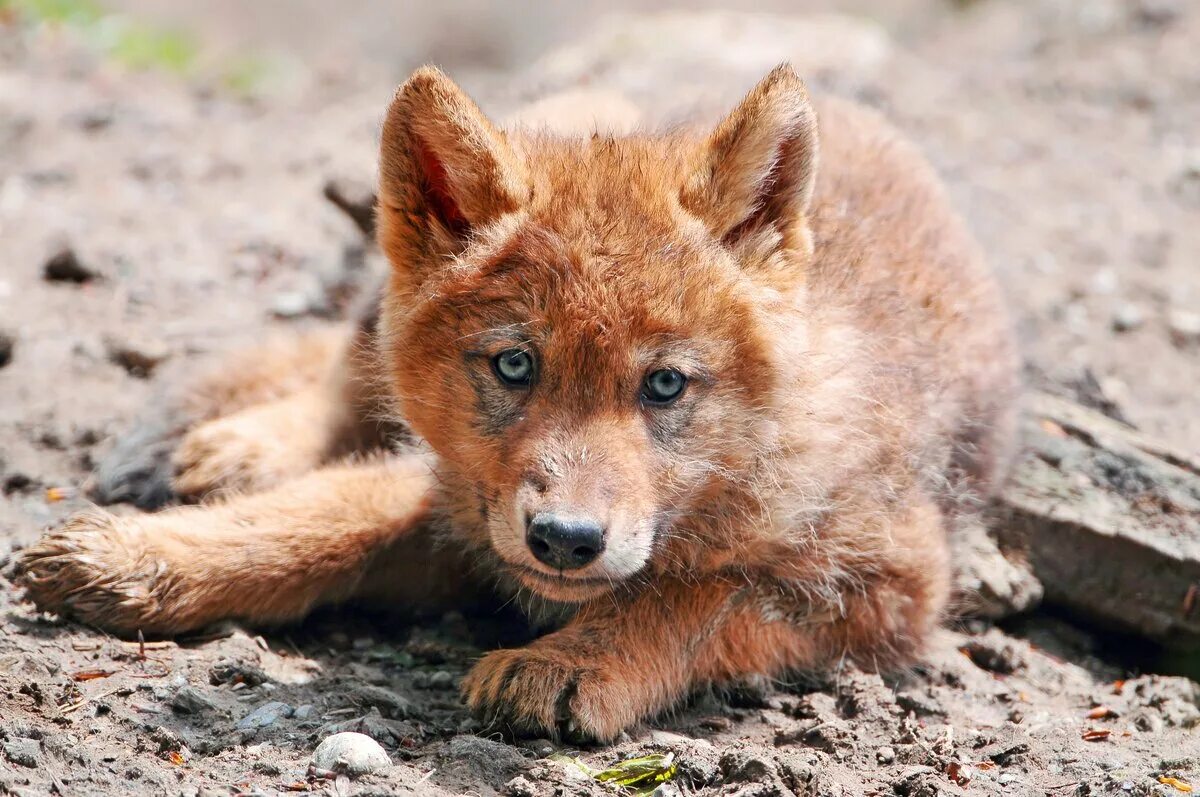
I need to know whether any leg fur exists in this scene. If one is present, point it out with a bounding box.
[172,308,403,499]
[463,495,949,742]
[19,457,470,636]
[173,384,345,499]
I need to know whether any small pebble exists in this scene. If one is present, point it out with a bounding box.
[270,290,312,319]
[237,701,293,733]
[1111,303,1145,332]
[294,704,318,721]
[311,732,391,778]
[505,775,537,797]
[877,745,896,764]
[1167,308,1200,346]
[171,685,217,715]
[43,245,98,283]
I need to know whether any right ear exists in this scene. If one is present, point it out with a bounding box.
[377,67,530,287]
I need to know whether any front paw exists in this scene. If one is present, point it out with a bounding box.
[17,512,172,637]
[462,643,640,743]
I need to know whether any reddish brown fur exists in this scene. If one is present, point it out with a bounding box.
[19,65,1019,742]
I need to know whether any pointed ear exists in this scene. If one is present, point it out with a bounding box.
[680,65,818,255]
[377,67,529,282]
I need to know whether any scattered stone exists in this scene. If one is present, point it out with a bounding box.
[311,732,391,778]
[1111,302,1145,332]
[877,745,896,764]
[104,335,171,378]
[210,658,269,687]
[505,775,537,797]
[3,738,40,768]
[236,701,293,735]
[323,177,377,238]
[1167,308,1200,346]
[171,685,217,715]
[43,245,98,283]
[413,669,456,690]
[269,290,313,319]
[346,684,412,719]
[0,329,14,368]
[293,704,318,721]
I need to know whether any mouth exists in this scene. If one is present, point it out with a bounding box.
[509,564,617,601]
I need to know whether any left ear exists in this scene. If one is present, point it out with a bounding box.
[680,64,819,254]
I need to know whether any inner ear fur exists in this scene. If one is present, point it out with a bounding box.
[680,64,819,253]
[377,67,530,280]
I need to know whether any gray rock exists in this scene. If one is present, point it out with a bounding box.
[171,685,217,715]
[998,392,1200,646]
[505,775,537,797]
[347,684,412,719]
[3,738,40,768]
[311,732,391,778]
[237,701,293,734]
[293,704,318,721]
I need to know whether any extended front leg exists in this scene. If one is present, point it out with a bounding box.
[463,498,950,742]
[18,457,472,637]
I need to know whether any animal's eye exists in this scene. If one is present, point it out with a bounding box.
[642,369,687,405]
[493,348,533,386]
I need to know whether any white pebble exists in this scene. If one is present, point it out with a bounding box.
[311,732,391,777]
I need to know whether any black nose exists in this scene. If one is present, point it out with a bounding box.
[525,513,605,570]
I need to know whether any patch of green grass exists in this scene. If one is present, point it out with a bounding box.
[105,20,196,74]
[6,0,274,93]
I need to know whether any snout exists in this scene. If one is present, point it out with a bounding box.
[525,512,605,571]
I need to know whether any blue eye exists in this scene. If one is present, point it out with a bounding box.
[642,369,687,404]
[493,349,533,386]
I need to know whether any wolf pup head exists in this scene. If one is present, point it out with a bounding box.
[376,66,818,603]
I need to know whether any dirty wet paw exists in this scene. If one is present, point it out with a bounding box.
[462,645,638,743]
[17,512,171,637]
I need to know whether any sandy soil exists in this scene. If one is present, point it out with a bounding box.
[1,2,1198,795]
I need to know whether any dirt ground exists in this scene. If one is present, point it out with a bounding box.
[1,1,1199,795]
